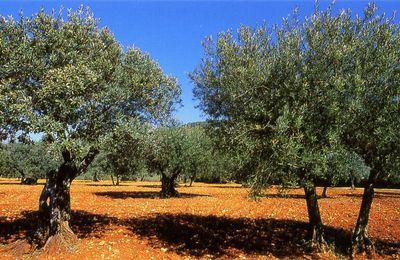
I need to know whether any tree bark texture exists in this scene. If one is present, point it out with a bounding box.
[34,164,77,252]
[160,172,179,198]
[33,148,98,252]
[303,184,326,250]
[352,167,379,254]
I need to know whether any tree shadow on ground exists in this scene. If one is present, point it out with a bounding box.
[1,211,398,258]
[125,213,357,258]
[0,210,117,244]
[374,240,400,256]
[0,211,37,243]
[0,182,31,186]
[85,184,130,187]
[375,191,400,197]
[191,185,244,189]
[342,192,400,199]
[258,194,306,199]
[94,191,208,199]
[138,184,244,189]
[136,184,161,188]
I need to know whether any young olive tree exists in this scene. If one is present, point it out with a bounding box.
[0,8,180,251]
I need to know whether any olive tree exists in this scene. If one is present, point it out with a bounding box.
[332,4,400,253]
[0,7,180,251]
[179,124,213,186]
[142,124,210,197]
[0,142,60,183]
[319,150,370,198]
[192,3,400,253]
[143,127,184,197]
[101,121,149,185]
[192,19,331,249]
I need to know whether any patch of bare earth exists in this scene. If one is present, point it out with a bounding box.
[0,178,399,259]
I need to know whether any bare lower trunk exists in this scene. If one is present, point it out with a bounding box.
[189,177,194,187]
[160,172,179,198]
[321,186,328,198]
[304,184,326,250]
[92,172,99,182]
[33,148,98,253]
[111,175,115,185]
[34,166,77,253]
[351,178,355,190]
[352,168,379,254]
[116,175,120,186]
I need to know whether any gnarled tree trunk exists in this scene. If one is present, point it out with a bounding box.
[304,183,327,250]
[33,164,77,253]
[33,148,98,253]
[352,167,379,254]
[160,171,179,198]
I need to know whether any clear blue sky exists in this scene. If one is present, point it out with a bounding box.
[1,0,399,123]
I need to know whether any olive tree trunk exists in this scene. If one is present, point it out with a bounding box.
[111,175,120,186]
[33,148,98,252]
[116,174,120,186]
[303,183,326,250]
[34,164,77,252]
[351,167,379,254]
[92,172,99,182]
[160,171,179,198]
[321,186,328,198]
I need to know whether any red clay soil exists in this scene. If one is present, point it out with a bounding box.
[0,178,399,259]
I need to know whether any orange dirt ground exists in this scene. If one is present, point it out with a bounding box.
[0,178,399,259]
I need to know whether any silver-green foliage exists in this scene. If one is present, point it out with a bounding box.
[0,7,181,168]
[144,125,211,179]
[0,142,60,179]
[192,3,400,192]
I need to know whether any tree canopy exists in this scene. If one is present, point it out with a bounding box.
[0,142,60,182]
[0,6,181,250]
[192,3,400,251]
[137,123,214,197]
